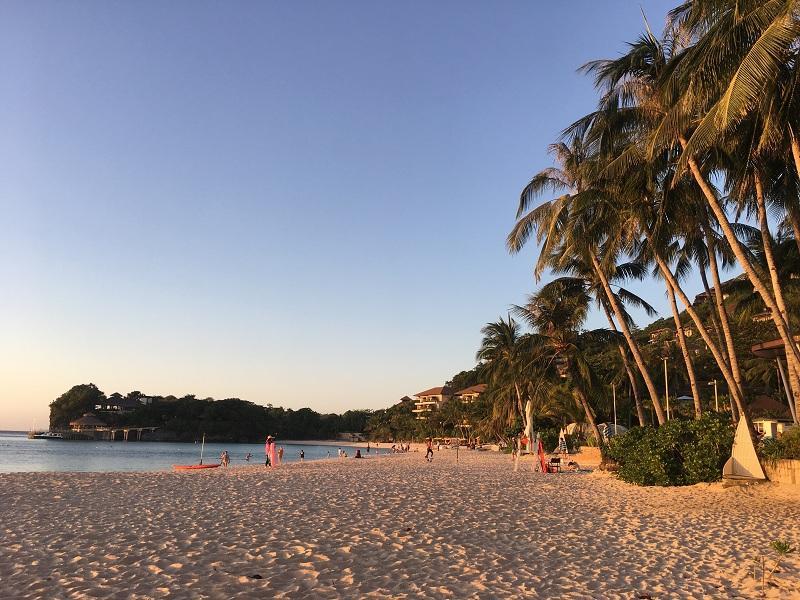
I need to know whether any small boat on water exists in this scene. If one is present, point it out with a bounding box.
[29,431,65,440]
[173,434,220,471]
[173,463,220,470]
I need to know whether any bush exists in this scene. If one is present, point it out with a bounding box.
[605,413,735,486]
[760,427,800,461]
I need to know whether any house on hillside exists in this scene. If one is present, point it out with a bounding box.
[454,384,487,403]
[412,386,452,420]
[94,396,142,412]
[648,327,673,345]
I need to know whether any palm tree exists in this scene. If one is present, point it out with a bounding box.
[508,140,668,424]
[513,279,609,447]
[476,317,535,444]
[539,258,656,426]
[639,7,800,416]
[577,30,765,429]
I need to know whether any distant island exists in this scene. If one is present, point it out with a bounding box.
[47,384,371,443]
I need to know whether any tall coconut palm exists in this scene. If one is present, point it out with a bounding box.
[508,139,668,424]
[540,257,656,426]
[513,279,611,447]
[476,317,541,446]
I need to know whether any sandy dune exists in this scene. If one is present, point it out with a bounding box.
[1,451,798,599]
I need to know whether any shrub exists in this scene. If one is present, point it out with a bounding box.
[760,426,800,461]
[605,413,735,486]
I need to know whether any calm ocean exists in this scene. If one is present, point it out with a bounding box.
[0,431,366,472]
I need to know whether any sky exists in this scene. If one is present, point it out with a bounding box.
[0,0,694,429]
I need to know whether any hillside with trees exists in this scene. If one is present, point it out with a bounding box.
[49,384,370,442]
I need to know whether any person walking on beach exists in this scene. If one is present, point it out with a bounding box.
[265,436,277,468]
[425,438,434,462]
[278,446,284,465]
[366,442,370,453]
[220,450,230,467]
[299,449,305,461]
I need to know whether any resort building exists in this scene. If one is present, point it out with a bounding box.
[454,384,487,403]
[754,418,795,439]
[412,386,453,420]
[69,413,107,432]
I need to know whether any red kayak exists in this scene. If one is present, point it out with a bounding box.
[173,463,220,471]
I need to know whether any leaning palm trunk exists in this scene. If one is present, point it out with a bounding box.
[589,251,666,424]
[791,135,800,189]
[513,382,532,452]
[574,388,603,449]
[699,266,725,354]
[667,281,702,418]
[681,137,800,382]
[647,232,750,428]
[754,171,800,421]
[705,229,742,422]
[600,302,646,425]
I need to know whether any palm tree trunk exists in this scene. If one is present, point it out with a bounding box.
[646,230,749,425]
[667,280,702,418]
[754,171,800,421]
[699,266,725,354]
[704,228,742,422]
[786,205,800,258]
[600,302,646,426]
[589,250,666,424]
[791,134,800,185]
[574,388,603,450]
[513,382,525,422]
[790,135,800,255]
[681,136,800,374]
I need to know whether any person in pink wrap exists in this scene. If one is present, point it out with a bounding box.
[265,435,278,468]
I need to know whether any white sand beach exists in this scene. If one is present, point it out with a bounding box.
[1,451,799,599]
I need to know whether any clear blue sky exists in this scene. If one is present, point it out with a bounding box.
[1,0,692,428]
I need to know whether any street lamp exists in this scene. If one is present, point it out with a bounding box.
[708,379,718,412]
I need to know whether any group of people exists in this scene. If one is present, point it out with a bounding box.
[217,437,376,467]
[390,443,411,453]
[264,436,297,467]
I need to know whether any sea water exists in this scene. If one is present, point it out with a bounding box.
[0,431,367,472]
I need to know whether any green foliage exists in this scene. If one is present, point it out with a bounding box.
[49,384,106,428]
[446,367,482,392]
[539,427,560,452]
[49,384,372,442]
[606,413,735,486]
[760,427,800,461]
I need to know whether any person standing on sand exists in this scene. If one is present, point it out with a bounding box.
[425,438,434,462]
[220,450,230,467]
[265,436,277,468]
[366,442,370,453]
[278,446,284,465]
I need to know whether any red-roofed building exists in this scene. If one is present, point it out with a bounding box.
[412,386,452,420]
[454,384,487,403]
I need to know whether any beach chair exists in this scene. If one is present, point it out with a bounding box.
[548,457,562,473]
